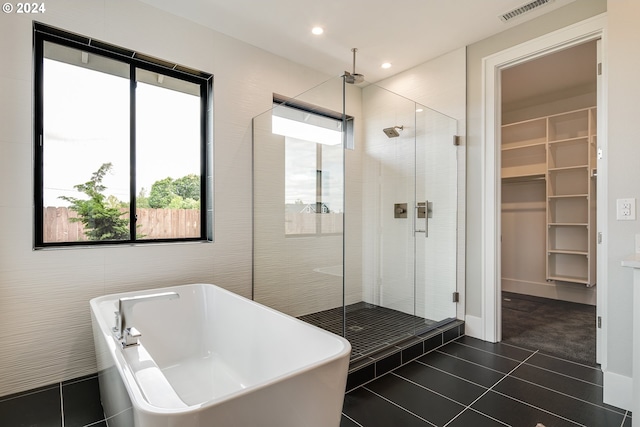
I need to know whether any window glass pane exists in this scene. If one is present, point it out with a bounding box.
[285,138,317,235]
[135,72,201,239]
[42,44,130,243]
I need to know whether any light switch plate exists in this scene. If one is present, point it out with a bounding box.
[636,234,640,254]
[616,198,636,220]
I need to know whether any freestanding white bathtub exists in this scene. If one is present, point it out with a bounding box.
[90,283,351,427]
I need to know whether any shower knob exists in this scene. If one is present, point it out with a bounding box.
[394,203,408,218]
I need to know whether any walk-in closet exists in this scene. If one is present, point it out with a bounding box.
[500,40,599,364]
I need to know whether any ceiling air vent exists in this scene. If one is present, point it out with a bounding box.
[499,0,554,22]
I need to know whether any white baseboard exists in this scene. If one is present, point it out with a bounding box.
[464,314,483,340]
[603,370,632,411]
[502,278,596,306]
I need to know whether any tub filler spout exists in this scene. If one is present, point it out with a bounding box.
[113,291,180,347]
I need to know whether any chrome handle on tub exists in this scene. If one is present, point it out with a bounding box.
[123,327,142,348]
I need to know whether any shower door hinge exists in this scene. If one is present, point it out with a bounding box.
[452,292,460,303]
[597,316,602,329]
[453,135,461,146]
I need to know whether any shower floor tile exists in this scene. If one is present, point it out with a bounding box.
[298,302,436,360]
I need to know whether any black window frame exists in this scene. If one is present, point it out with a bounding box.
[33,23,213,248]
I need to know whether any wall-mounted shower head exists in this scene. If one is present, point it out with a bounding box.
[383,125,404,138]
[344,48,365,84]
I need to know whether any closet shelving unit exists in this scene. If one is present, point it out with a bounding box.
[501,107,597,286]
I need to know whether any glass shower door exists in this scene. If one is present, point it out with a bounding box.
[414,104,458,325]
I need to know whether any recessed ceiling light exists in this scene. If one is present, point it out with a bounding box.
[311,26,324,35]
[381,62,392,69]
[416,108,424,113]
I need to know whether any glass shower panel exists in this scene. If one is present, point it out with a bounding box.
[252,76,345,335]
[414,104,458,324]
[253,75,459,364]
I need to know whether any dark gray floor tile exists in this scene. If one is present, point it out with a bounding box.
[62,376,105,427]
[493,376,625,426]
[340,414,361,427]
[511,363,622,412]
[418,351,505,388]
[472,390,582,426]
[437,343,521,374]
[525,352,603,385]
[347,362,375,391]
[343,388,431,427]
[376,350,401,376]
[393,362,487,405]
[445,408,510,426]
[455,335,534,361]
[365,373,465,426]
[401,340,424,363]
[0,385,62,427]
[623,414,632,427]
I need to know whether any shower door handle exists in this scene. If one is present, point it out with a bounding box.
[415,201,430,237]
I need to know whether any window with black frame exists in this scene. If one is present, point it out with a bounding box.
[33,23,213,247]
[271,98,349,236]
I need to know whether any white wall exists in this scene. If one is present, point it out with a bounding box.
[604,0,640,396]
[0,0,335,397]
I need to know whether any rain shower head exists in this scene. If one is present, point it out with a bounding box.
[343,48,365,84]
[383,125,403,138]
[344,71,365,84]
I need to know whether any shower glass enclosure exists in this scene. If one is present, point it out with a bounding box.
[252,75,459,361]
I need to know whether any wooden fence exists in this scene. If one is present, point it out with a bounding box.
[43,207,201,242]
[284,212,343,235]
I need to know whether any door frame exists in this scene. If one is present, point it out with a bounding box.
[480,14,607,364]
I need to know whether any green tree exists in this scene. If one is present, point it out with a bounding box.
[148,175,200,209]
[137,187,150,208]
[148,177,174,208]
[59,163,129,241]
[173,174,200,201]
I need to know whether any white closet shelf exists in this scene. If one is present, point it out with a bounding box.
[547,275,589,285]
[548,136,589,144]
[548,165,589,171]
[548,249,588,255]
[501,141,546,151]
[548,194,588,199]
[548,223,588,226]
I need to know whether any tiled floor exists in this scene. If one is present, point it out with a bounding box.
[0,336,631,427]
[0,374,106,427]
[341,336,632,427]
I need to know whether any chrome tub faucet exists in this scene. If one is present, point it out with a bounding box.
[113,291,180,347]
